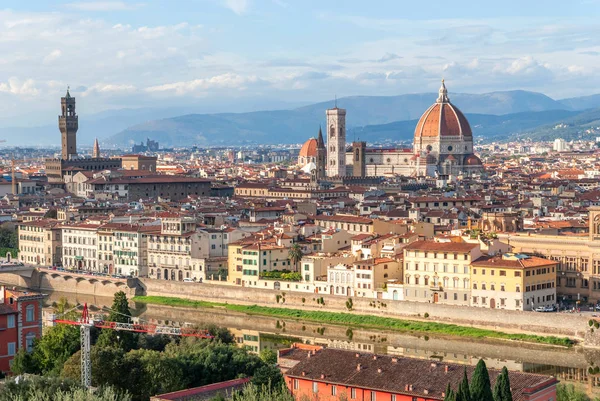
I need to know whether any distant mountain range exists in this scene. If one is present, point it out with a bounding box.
[5,90,600,147]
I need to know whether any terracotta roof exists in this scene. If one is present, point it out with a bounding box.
[404,240,478,252]
[414,101,472,138]
[299,138,318,158]
[472,255,557,269]
[285,348,556,401]
[315,215,373,224]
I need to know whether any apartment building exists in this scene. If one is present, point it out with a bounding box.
[61,221,103,271]
[502,206,600,303]
[97,224,115,274]
[112,224,159,277]
[228,237,293,286]
[470,253,557,311]
[18,219,62,266]
[353,258,402,297]
[403,240,481,305]
[147,216,203,281]
[0,286,44,373]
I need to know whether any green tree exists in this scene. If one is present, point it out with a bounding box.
[493,366,513,401]
[96,291,137,351]
[259,348,277,365]
[250,364,284,390]
[10,348,37,375]
[31,321,80,375]
[230,384,295,401]
[470,359,494,401]
[458,367,471,401]
[288,243,303,271]
[444,382,456,401]
[556,383,592,401]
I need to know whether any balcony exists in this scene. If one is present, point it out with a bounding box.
[429,285,443,292]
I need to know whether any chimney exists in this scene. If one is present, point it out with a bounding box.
[357,364,362,371]
[430,362,437,368]
[391,357,398,363]
[445,365,449,373]
[312,349,316,355]
[373,355,378,360]
[301,371,306,377]
[424,389,429,395]
[377,368,382,373]
[405,385,409,391]
[307,352,311,358]
[409,385,413,391]
[355,353,360,358]
[320,374,325,379]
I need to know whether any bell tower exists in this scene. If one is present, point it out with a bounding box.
[316,126,326,180]
[326,106,346,177]
[59,88,78,160]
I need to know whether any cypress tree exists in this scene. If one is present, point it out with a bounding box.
[493,366,513,401]
[460,367,472,401]
[444,383,456,401]
[471,359,494,401]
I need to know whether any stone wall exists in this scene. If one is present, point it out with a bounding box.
[138,279,591,340]
[0,270,137,298]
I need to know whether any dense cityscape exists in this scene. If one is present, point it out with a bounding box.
[2,1,600,401]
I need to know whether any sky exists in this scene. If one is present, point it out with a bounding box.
[2,0,600,126]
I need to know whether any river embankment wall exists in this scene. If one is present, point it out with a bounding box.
[3,270,599,344]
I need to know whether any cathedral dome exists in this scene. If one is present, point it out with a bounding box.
[414,81,472,139]
[299,138,318,158]
[464,154,482,166]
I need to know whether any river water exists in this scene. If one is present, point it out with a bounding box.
[42,291,600,395]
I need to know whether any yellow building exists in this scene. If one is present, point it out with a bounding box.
[228,240,292,286]
[500,206,600,303]
[403,239,481,305]
[18,219,62,266]
[470,253,556,311]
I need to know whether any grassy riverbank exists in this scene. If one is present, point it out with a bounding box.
[132,295,574,347]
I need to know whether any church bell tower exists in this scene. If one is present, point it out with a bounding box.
[326,106,346,177]
[59,88,78,160]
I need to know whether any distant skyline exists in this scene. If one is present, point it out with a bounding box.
[2,0,600,126]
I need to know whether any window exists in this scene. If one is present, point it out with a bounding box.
[313,382,318,393]
[7,314,15,328]
[514,271,521,277]
[351,388,356,399]
[7,342,16,356]
[499,270,506,276]
[392,396,397,401]
[332,385,337,396]
[26,332,35,352]
[371,392,377,401]
[26,305,35,322]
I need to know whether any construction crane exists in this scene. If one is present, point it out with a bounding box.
[52,303,213,388]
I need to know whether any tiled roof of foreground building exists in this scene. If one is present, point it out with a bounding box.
[285,348,557,401]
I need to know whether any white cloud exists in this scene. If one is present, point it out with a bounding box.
[221,0,249,15]
[146,73,262,95]
[0,78,39,96]
[82,83,136,96]
[65,1,144,11]
[43,49,62,64]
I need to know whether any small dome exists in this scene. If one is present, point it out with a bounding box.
[299,138,318,158]
[464,154,483,166]
[414,81,472,139]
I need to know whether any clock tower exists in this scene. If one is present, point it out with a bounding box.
[326,107,346,177]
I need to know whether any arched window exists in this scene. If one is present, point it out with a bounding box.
[330,125,335,137]
[355,149,360,161]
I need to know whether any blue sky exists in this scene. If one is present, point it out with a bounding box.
[1,0,600,125]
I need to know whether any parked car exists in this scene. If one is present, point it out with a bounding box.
[534,306,546,312]
[183,278,195,282]
[544,305,556,312]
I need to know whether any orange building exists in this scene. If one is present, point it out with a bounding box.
[0,286,44,373]
[282,346,557,401]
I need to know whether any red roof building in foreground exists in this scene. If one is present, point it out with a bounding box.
[282,346,557,401]
[0,286,44,373]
